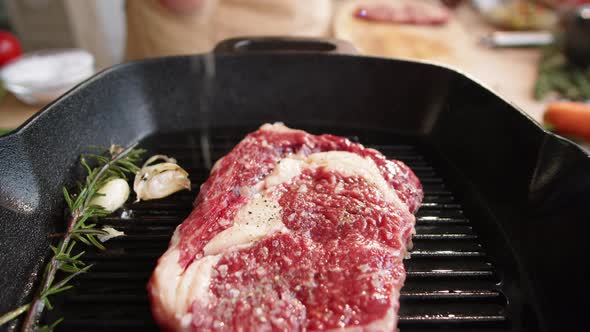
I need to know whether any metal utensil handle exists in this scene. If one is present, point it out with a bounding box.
[213,37,357,55]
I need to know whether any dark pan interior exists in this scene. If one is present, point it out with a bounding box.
[1,52,589,332]
[46,128,510,332]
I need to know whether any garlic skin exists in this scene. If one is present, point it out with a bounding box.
[97,226,125,242]
[90,178,130,212]
[134,162,191,202]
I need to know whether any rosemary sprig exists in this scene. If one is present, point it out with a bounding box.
[0,144,144,331]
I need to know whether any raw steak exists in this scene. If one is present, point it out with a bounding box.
[149,123,423,331]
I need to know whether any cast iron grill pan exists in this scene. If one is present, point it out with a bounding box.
[47,127,510,331]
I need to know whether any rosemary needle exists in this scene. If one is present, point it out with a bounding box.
[0,143,144,331]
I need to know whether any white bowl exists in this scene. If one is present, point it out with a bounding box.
[0,49,95,105]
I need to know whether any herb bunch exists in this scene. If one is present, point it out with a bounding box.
[0,144,144,331]
[535,41,590,101]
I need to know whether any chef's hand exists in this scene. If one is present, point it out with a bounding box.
[159,0,205,14]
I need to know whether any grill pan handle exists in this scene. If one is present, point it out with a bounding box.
[213,37,357,55]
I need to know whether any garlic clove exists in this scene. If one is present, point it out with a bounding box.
[134,162,191,202]
[97,226,125,242]
[90,178,130,212]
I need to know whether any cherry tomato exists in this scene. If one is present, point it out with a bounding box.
[0,30,23,67]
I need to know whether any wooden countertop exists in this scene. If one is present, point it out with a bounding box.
[0,94,43,131]
[333,2,545,122]
[0,4,545,131]
[454,6,544,122]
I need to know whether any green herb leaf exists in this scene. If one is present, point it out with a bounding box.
[0,144,145,331]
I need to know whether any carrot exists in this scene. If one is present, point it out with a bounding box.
[544,101,590,140]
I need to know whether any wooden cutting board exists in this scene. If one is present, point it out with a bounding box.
[333,1,545,122]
